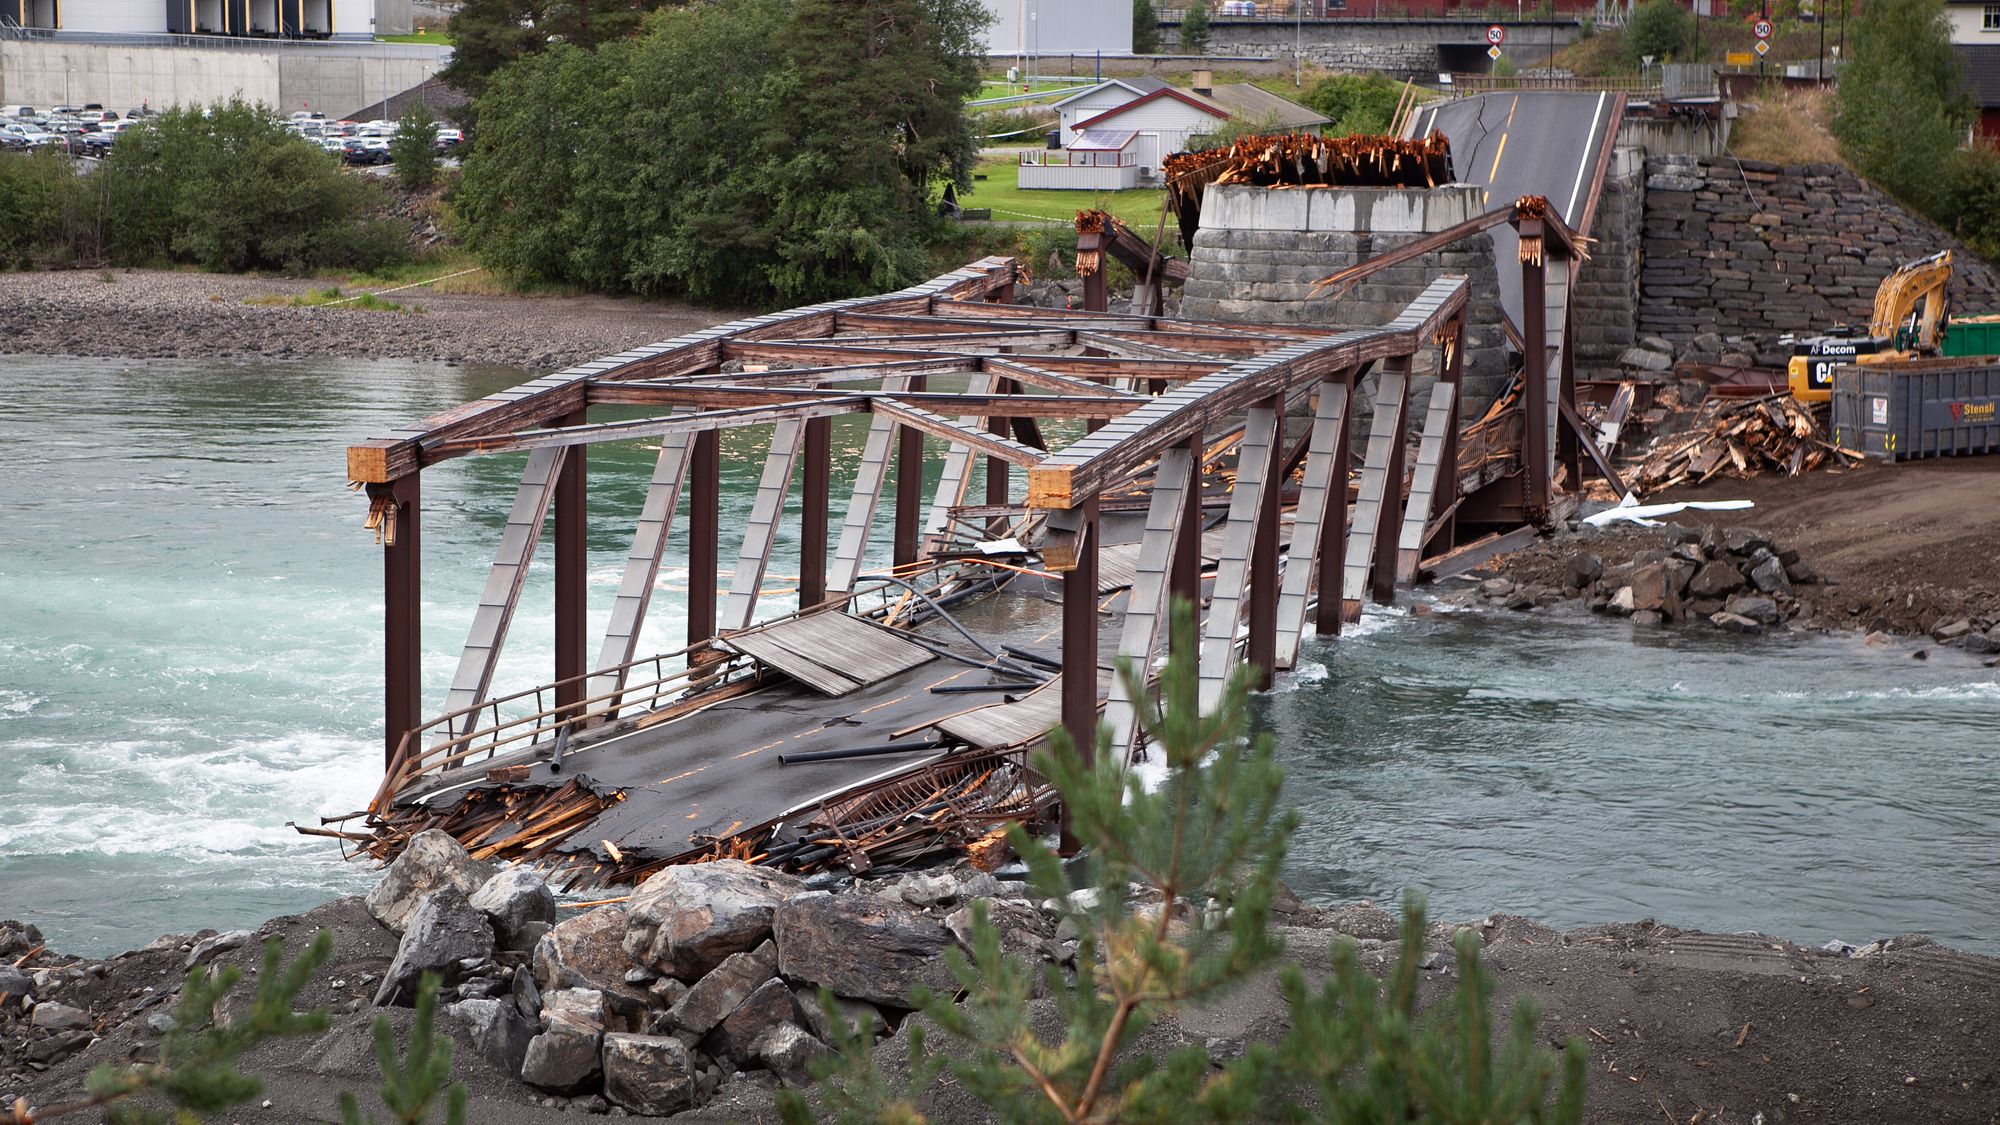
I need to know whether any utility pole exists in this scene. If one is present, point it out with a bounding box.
[1758,0,1767,78]
[1295,0,1302,86]
[1818,0,1825,80]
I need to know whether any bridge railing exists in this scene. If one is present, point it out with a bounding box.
[1449,73,1662,95]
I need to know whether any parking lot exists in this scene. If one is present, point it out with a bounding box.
[1,104,462,168]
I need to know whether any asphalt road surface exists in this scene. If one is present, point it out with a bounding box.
[1409,90,1621,328]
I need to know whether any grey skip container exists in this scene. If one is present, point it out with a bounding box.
[1830,358,2000,461]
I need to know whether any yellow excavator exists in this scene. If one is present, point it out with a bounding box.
[1785,250,1953,402]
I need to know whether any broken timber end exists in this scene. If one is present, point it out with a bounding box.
[1025,466,1073,512]
[349,441,398,484]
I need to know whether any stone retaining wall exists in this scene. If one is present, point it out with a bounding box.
[1571,149,1644,367]
[1638,154,2000,359]
[1181,184,1508,417]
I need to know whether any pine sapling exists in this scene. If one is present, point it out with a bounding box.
[1277,897,1588,1124]
[340,971,468,1125]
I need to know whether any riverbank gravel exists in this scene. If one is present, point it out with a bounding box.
[0,268,750,372]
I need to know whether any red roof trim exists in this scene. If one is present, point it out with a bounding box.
[1071,88,1229,131]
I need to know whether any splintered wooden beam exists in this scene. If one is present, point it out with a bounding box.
[870,398,1045,469]
[1028,277,1468,511]
[613,357,971,389]
[346,257,1020,482]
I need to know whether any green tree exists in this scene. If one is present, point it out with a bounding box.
[1624,0,1692,63]
[441,0,688,100]
[782,603,1587,1125]
[1300,72,1403,135]
[0,149,73,267]
[457,0,988,305]
[1181,0,1211,54]
[1834,0,1968,215]
[391,104,441,192]
[1133,0,1161,54]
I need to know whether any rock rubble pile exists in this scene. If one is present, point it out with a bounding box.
[359,831,1065,1117]
[1470,524,1822,634]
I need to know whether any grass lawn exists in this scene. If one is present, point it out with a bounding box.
[963,153,1172,232]
[378,30,449,44]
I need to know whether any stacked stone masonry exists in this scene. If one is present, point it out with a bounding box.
[1638,154,2000,349]
[1571,164,1643,366]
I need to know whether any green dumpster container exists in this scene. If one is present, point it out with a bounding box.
[1831,357,2000,460]
[1942,315,2000,358]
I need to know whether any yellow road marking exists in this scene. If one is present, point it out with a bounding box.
[1505,95,1519,128]
[1488,132,1509,183]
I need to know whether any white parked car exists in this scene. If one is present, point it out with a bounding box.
[1,122,57,146]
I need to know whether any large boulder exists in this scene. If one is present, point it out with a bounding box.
[773,893,958,1008]
[533,906,646,1016]
[754,1023,832,1088]
[470,866,556,951]
[366,830,496,935]
[448,997,534,1077]
[1749,555,1793,595]
[1687,560,1745,599]
[0,965,32,1003]
[623,860,805,981]
[374,887,496,1007]
[707,977,799,1064]
[1626,562,1682,618]
[1725,592,1781,625]
[666,940,778,1037]
[602,1033,695,1116]
[794,988,887,1043]
[520,988,605,1094]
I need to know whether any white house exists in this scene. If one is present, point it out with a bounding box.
[980,0,1132,58]
[1035,76,1329,185]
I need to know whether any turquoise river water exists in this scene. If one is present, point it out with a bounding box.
[2,356,1996,957]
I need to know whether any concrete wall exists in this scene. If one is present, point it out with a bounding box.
[983,0,1131,57]
[0,38,445,114]
[1637,154,2000,361]
[1181,183,1508,416]
[1167,18,1580,76]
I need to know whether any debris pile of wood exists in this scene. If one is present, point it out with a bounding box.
[1162,132,1454,250]
[333,779,625,887]
[1626,393,1861,493]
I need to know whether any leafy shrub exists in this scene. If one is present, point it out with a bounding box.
[1134,0,1161,55]
[94,99,410,272]
[1834,0,1967,218]
[1301,73,1404,136]
[0,150,74,268]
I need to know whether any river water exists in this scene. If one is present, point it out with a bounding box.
[2,357,1996,957]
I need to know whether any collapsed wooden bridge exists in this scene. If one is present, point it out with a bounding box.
[326,194,1614,889]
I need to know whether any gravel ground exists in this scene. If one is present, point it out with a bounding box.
[0,269,752,372]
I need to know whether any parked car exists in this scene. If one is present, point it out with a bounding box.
[0,105,39,120]
[432,127,464,154]
[340,136,390,165]
[1,122,58,147]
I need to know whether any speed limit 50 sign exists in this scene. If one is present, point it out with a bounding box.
[1486,24,1506,45]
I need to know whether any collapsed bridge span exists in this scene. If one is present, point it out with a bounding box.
[323,229,1612,888]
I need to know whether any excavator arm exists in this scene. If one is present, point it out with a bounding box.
[1869,249,1953,352]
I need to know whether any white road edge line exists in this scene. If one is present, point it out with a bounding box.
[1565,91,1610,226]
